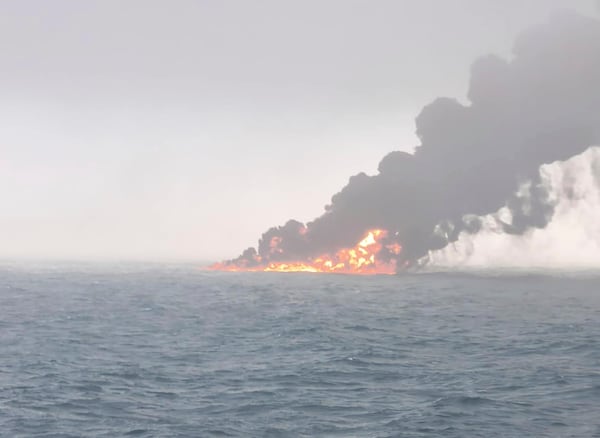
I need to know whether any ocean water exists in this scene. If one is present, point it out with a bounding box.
[1,263,600,437]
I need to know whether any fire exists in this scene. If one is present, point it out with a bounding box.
[209,228,401,275]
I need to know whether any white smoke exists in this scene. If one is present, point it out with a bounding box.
[423,146,600,269]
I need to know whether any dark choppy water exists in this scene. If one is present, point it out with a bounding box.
[1,262,600,437]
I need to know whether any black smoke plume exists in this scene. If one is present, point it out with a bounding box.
[222,11,600,269]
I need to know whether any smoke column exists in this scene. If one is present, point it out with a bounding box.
[219,11,600,271]
[424,146,600,269]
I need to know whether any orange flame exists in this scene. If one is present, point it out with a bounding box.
[209,228,401,275]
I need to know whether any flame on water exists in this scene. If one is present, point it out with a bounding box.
[209,229,401,275]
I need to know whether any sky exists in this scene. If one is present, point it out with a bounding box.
[1,0,599,262]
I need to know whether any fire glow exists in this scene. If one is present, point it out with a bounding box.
[209,229,401,275]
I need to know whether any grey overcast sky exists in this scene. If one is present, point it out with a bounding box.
[1,0,598,262]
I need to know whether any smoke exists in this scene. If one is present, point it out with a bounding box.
[423,146,600,269]
[222,11,600,269]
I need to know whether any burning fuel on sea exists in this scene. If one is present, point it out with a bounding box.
[210,229,402,275]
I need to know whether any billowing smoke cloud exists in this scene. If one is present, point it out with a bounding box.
[423,146,600,269]
[222,11,600,269]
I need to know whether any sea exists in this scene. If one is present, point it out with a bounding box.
[1,261,600,437]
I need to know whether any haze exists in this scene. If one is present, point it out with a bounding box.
[2,0,598,262]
